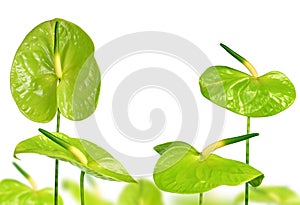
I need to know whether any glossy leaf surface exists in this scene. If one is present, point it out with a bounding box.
[200,66,296,117]
[117,179,164,205]
[0,179,63,205]
[11,18,100,122]
[200,43,296,118]
[14,132,135,183]
[153,141,263,194]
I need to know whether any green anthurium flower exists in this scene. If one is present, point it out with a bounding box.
[153,140,264,194]
[14,130,136,183]
[199,43,296,117]
[0,180,64,205]
[10,18,101,122]
[0,162,64,205]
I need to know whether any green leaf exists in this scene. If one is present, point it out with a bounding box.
[199,45,296,117]
[153,141,264,194]
[62,179,113,205]
[154,141,188,155]
[287,198,300,205]
[14,132,135,183]
[235,186,300,204]
[0,179,63,205]
[117,179,164,205]
[154,133,259,159]
[10,18,100,122]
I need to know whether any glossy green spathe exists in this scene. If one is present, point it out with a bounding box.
[14,132,135,183]
[200,67,295,117]
[10,18,100,122]
[0,179,63,205]
[199,44,296,117]
[153,141,263,194]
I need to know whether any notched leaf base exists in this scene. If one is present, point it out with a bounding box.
[10,18,101,122]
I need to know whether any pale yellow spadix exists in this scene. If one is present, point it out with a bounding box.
[54,53,62,79]
[220,43,258,78]
[201,133,259,159]
[69,146,88,165]
[54,21,62,79]
[38,128,88,166]
[13,162,38,191]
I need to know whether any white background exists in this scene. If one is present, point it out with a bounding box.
[0,0,299,204]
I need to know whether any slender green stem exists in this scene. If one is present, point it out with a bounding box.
[54,21,61,204]
[199,193,203,205]
[54,159,59,204]
[245,116,251,205]
[54,109,60,205]
[13,162,37,190]
[56,109,60,132]
[80,171,86,205]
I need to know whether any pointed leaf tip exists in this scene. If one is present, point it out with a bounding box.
[154,141,193,155]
